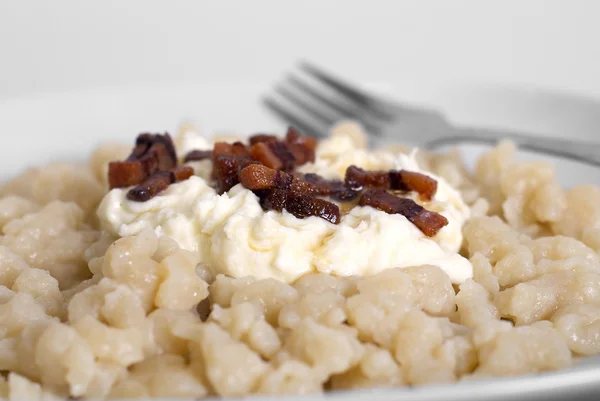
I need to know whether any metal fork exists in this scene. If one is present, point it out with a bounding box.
[263,62,600,166]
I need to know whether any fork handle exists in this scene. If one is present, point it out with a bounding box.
[428,126,600,167]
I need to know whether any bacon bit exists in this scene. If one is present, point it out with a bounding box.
[267,141,296,172]
[126,166,195,202]
[127,171,173,202]
[238,164,289,190]
[172,165,194,182]
[345,166,437,200]
[286,194,340,224]
[214,155,242,194]
[184,150,212,163]
[211,142,251,180]
[302,173,359,201]
[359,189,448,236]
[249,142,284,170]
[257,188,288,211]
[345,166,388,190]
[135,133,177,167]
[109,133,177,189]
[239,164,315,194]
[108,161,146,189]
[257,189,340,224]
[249,134,278,145]
[397,170,438,200]
[213,142,249,158]
[285,127,317,165]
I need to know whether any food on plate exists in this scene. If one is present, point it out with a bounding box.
[0,121,599,399]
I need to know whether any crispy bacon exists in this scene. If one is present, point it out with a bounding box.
[109,133,178,189]
[249,134,278,145]
[359,189,448,236]
[284,127,317,165]
[286,193,340,224]
[345,165,437,200]
[249,141,296,172]
[257,189,340,224]
[239,164,314,194]
[238,164,292,190]
[126,166,194,202]
[213,141,249,158]
[172,165,194,182]
[302,173,359,201]
[214,155,243,194]
[127,171,173,202]
[249,142,284,170]
[108,161,146,189]
[211,141,253,185]
[184,150,212,163]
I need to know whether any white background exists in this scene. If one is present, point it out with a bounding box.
[2,0,600,100]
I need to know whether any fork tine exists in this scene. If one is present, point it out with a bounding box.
[274,84,340,128]
[262,96,329,138]
[299,61,373,105]
[299,61,397,119]
[285,74,384,134]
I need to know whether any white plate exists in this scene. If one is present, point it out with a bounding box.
[1,81,600,400]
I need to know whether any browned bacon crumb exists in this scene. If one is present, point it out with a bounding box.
[136,133,178,169]
[127,171,173,202]
[359,189,448,236]
[184,150,212,163]
[214,155,244,194]
[256,188,288,211]
[213,142,249,158]
[211,141,253,184]
[126,166,194,202]
[109,133,196,201]
[109,133,178,189]
[238,164,314,194]
[249,141,296,171]
[284,127,317,165]
[249,134,278,145]
[302,173,359,201]
[172,165,195,182]
[108,161,146,190]
[345,166,437,200]
[249,142,284,170]
[286,194,340,224]
[239,164,291,190]
[257,189,340,224]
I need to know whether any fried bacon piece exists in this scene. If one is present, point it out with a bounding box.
[257,189,340,224]
[286,194,340,224]
[345,166,437,200]
[284,127,317,165]
[213,141,249,158]
[238,164,314,194]
[359,189,448,236]
[249,141,296,171]
[172,165,195,182]
[184,150,212,163]
[247,127,315,171]
[211,141,256,193]
[127,166,194,202]
[213,155,254,194]
[249,134,278,145]
[109,133,178,189]
[302,173,359,201]
[257,188,288,211]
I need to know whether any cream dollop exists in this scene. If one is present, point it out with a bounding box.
[98,127,473,284]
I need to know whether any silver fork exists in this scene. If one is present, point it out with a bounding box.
[263,62,600,166]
